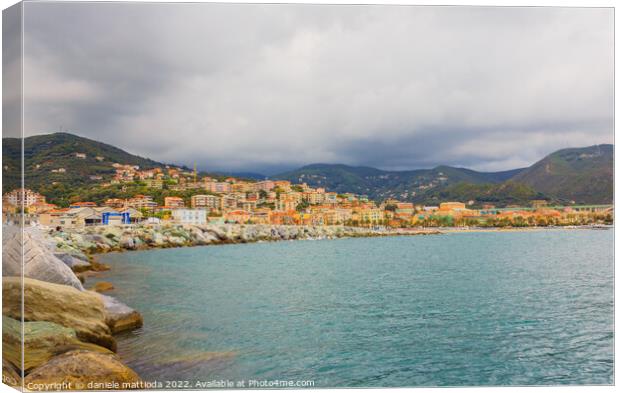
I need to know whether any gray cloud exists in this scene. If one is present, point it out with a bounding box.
[20,3,613,174]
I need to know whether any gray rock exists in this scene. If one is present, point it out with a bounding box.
[3,232,84,290]
[97,294,144,334]
[54,252,92,270]
[119,236,135,249]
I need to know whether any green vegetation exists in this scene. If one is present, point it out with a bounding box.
[2,132,226,196]
[422,181,550,208]
[2,133,613,207]
[35,182,219,208]
[274,163,526,204]
[512,144,613,204]
[296,200,310,211]
[274,145,613,205]
[2,133,164,194]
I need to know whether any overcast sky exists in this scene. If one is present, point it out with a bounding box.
[17,3,613,174]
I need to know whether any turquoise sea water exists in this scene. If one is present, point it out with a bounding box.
[93,229,613,387]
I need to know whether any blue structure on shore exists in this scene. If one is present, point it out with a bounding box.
[102,212,130,225]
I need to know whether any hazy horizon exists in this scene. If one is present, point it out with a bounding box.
[8,3,614,174]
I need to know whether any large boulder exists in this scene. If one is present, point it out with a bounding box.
[2,358,21,388]
[3,232,84,290]
[2,277,116,351]
[97,294,144,334]
[24,350,141,390]
[3,317,112,372]
[2,230,23,276]
[54,252,92,272]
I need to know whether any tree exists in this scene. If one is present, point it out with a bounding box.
[296,201,310,212]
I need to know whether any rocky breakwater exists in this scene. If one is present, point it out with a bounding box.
[1,228,143,390]
[2,223,437,388]
[52,223,441,253]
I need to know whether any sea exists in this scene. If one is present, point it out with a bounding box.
[93,229,614,387]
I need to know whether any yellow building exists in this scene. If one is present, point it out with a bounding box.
[439,202,466,211]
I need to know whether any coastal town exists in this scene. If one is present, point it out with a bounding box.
[3,159,613,229]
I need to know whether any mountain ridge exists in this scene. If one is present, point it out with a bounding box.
[2,132,613,205]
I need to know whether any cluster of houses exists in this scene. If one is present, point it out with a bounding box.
[2,182,613,229]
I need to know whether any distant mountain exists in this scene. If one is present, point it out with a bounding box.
[274,163,526,203]
[2,133,613,206]
[274,145,613,205]
[2,132,165,193]
[511,144,613,204]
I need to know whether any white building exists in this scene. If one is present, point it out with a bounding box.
[171,208,207,225]
[3,188,46,208]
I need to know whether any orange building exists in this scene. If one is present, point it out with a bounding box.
[225,210,251,223]
[164,196,185,208]
[70,201,97,208]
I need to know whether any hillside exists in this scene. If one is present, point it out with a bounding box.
[2,133,613,206]
[2,132,164,194]
[512,144,613,204]
[421,181,549,207]
[274,164,526,203]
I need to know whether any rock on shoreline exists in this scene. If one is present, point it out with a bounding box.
[3,224,438,388]
[3,277,117,352]
[24,350,141,390]
[53,223,440,253]
[2,226,147,389]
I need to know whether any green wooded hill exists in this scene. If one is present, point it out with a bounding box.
[2,132,164,194]
[274,164,527,204]
[273,145,613,205]
[2,132,613,207]
[511,144,613,204]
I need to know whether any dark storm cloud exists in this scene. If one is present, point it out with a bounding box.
[20,3,613,173]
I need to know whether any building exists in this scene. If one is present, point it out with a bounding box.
[3,188,46,208]
[39,206,117,228]
[270,210,297,225]
[104,198,126,208]
[231,182,254,193]
[273,180,292,192]
[275,199,298,212]
[324,192,338,204]
[204,181,231,193]
[126,195,157,210]
[254,180,275,192]
[102,211,131,225]
[221,195,239,210]
[164,196,185,208]
[358,208,384,224]
[251,208,272,224]
[70,202,97,208]
[171,208,207,225]
[38,209,79,229]
[302,191,325,205]
[143,179,164,189]
[191,194,222,210]
[224,210,250,223]
[28,202,57,214]
[439,202,466,211]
